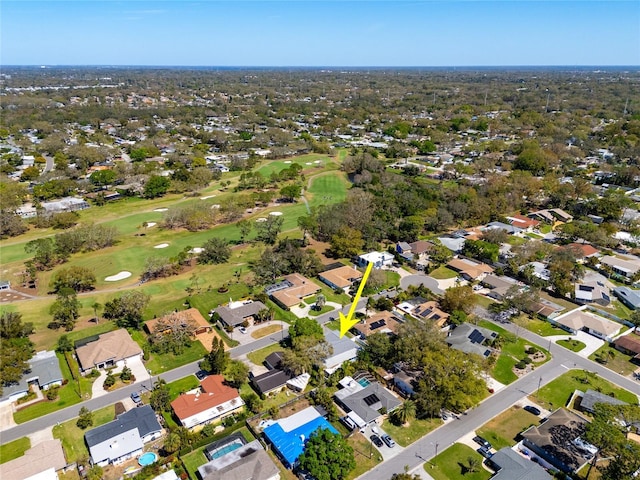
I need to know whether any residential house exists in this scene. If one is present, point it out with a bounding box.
[352,311,403,339]
[521,409,595,474]
[214,300,267,329]
[249,351,295,396]
[334,376,401,429]
[0,439,67,480]
[395,240,434,265]
[551,307,621,341]
[144,308,212,336]
[566,243,600,260]
[265,274,320,310]
[85,405,162,467]
[521,261,550,282]
[41,196,90,214]
[263,406,339,468]
[357,251,394,269]
[481,275,520,301]
[447,258,494,281]
[576,389,628,415]
[171,375,244,430]
[574,282,611,306]
[486,447,552,480]
[506,214,541,232]
[613,286,640,310]
[600,255,640,279]
[396,299,449,327]
[484,221,524,235]
[75,329,142,374]
[318,265,363,291]
[197,438,280,480]
[392,368,421,397]
[323,328,359,374]
[613,332,640,362]
[0,350,63,402]
[528,208,573,224]
[445,323,498,358]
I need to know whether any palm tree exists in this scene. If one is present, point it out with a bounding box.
[467,457,480,473]
[395,400,416,425]
[92,302,102,324]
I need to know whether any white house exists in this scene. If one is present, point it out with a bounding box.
[357,251,394,269]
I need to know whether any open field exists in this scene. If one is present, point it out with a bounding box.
[251,324,283,339]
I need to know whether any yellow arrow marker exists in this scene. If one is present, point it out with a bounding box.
[339,261,374,338]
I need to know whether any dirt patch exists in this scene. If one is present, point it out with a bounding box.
[304,238,334,265]
[196,329,228,351]
[0,289,33,303]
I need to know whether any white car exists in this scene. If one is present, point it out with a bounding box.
[239,326,248,334]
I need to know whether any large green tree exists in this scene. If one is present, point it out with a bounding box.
[50,266,96,293]
[201,337,229,374]
[298,428,355,480]
[49,287,81,331]
[103,291,150,329]
[199,237,231,264]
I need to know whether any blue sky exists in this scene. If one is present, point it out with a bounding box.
[2,1,639,66]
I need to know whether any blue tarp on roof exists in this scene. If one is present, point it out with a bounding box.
[263,416,339,468]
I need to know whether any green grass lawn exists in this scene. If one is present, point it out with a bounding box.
[427,443,491,480]
[144,340,208,375]
[0,437,30,464]
[381,417,442,447]
[557,338,587,352]
[529,370,638,411]
[474,294,496,310]
[588,344,639,376]
[476,406,540,450]
[308,305,335,316]
[181,446,208,480]
[53,404,116,463]
[602,300,632,320]
[429,266,458,279]
[167,376,200,400]
[479,320,549,385]
[345,433,383,480]
[523,317,568,337]
[246,343,283,367]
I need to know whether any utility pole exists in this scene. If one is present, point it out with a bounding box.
[537,376,542,396]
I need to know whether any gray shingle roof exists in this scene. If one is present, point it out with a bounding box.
[490,448,552,480]
[445,323,497,358]
[214,301,267,327]
[336,382,401,424]
[579,389,628,413]
[85,405,161,447]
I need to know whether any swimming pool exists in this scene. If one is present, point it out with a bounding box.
[138,452,157,466]
[209,440,243,459]
[357,378,371,387]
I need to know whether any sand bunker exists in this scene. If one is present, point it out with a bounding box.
[154,243,169,249]
[211,204,221,209]
[256,217,268,222]
[284,161,292,164]
[189,247,204,254]
[146,222,157,227]
[200,195,216,200]
[270,211,283,216]
[305,162,312,165]
[314,160,321,164]
[153,208,168,212]
[105,271,132,282]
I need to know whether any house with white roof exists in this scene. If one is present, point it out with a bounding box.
[357,251,394,269]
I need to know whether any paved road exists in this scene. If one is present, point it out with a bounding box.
[42,154,54,174]
[357,310,640,480]
[400,274,443,295]
[0,327,290,443]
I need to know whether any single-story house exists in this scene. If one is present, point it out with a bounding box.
[566,243,600,259]
[144,308,212,336]
[263,406,339,468]
[197,438,280,480]
[0,350,63,402]
[214,300,267,328]
[551,308,621,341]
[613,332,640,361]
[396,299,449,327]
[528,208,573,224]
[392,368,421,397]
[486,447,552,480]
[318,265,363,291]
[266,274,321,309]
[251,369,294,397]
[0,439,67,480]
[613,286,640,310]
[85,405,162,467]
[395,240,434,263]
[437,236,466,253]
[357,251,394,269]
[334,376,401,428]
[445,323,498,358]
[447,258,493,281]
[352,311,403,339]
[482,274,519,301]
[171,375,245,430]
[506,214,541,231]
[600,255,640,279]
[484,221,524,235]
[75,329,142,374]
[575,389,628,415]
[323,328,359,374]
[41,196,90,214]
[521,409,594,474]
[574,282,611,306]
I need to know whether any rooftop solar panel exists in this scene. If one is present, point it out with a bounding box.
[363,394,380,406]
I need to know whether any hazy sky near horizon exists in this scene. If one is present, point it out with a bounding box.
[2,1,639,66]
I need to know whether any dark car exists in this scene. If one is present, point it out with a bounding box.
[195,370,208,381]
[370,434,383,448]
[381,434,396,448]
[524,405,541,416]
[130,391,141,404]
[473,436,491,449]
[478,446,493,459]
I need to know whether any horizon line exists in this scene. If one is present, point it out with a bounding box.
[2,64,639,69]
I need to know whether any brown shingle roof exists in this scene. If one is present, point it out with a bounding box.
[353,311,402,338]
[447,258,494,279]
[76,329,142,371]
[0,440,66,480]
[171,375,241,421]
[271,273,321,308]
[319,265,363,289]
[613,333,640,355]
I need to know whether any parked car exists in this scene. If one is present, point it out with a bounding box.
[340,416,357,430]
[195,370,208,381]
[370,434,383,448]
[381,434,396,448]
[524,405,541,416]
[239,326,248,334]
[478,446,493,459]
[473,436,491,449]
[130,391,142,404]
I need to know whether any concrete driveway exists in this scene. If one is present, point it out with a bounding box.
[361,423,404,462]
[547,330,604,358]
[229,321,289,347]
[92,356,150,398]
[0,399,16,431]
